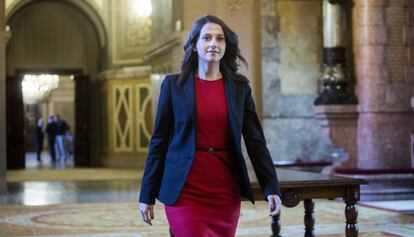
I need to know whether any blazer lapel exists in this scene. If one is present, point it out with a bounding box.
[183,74,196,123]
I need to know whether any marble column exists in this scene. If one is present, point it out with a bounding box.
[412,97,414,168]
[354,0,414,169]
[410,1,414,168]
[314,0,358,169]
[315,0,357,105]
[0,1,6,194]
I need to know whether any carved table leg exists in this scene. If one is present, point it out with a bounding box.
[345,199,359,237]
[304,199,315,237]
[271,212,282,237]
[344,187,360,237]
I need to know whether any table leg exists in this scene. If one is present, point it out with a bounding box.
[304,199,315,237]
[271,212,282,237]
[345,199,359,237]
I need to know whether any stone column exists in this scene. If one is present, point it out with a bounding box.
[314,0,358,169]
[0,1,6,194]
[314,105,358,168]
[411,97,414,168]
[410,1,414,169]
[354,0,414,169]
[315,0,357,105]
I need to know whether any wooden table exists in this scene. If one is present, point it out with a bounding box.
[251,169,367,237]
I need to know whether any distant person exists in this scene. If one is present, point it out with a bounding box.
[45,116,57,162]
[54,114,69,161]
[64,128,74,160]
[34,117,44,162]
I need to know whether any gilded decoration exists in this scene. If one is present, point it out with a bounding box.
[136,84,152,151]
[107,76,152,154]
[226,0,245,15]
[113,85,134,152]
[112,0,152,64]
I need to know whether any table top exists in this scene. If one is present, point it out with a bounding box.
[252,169,367,189]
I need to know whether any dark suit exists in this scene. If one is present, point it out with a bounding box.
[139,74,280,205]
[34,124,44,161]
[45,121,57,161]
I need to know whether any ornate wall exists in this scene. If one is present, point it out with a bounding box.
[98,67,153,167]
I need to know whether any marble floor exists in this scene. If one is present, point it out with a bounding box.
[1,153,414,236]
[1,152,140,206]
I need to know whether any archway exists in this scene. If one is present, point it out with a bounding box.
[6,0,107,168]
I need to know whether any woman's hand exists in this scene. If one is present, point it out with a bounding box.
[267,195,282,217]
[139,203,154,225]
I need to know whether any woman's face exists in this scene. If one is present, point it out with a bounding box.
[196,22,226,64]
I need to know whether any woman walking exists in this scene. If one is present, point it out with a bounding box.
[139,15,281,237]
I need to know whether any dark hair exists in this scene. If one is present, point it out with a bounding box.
[178,15,248,84]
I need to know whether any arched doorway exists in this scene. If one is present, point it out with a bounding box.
[6,0,107,168]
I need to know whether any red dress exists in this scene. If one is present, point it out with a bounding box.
[165,77,241,237]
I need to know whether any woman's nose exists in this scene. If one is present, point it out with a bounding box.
[210,39,217,48]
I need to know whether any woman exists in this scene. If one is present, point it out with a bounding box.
[139,15,281,237]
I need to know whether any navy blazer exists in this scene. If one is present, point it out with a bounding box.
[139,74,280,205]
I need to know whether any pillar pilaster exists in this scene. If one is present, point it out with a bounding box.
[354,0,414,169]
[0,0,6,194]
[315,0,357,105]
[314,0,358,170]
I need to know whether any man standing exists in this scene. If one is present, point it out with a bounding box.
[45,116,57,162]
[55,114,68,161]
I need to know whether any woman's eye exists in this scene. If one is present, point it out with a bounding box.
[202,36,211,41]
[217,36,225,41]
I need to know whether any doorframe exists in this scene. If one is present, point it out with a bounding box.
[8,68,90,167]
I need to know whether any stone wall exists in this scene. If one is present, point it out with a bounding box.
[261,0,334,162]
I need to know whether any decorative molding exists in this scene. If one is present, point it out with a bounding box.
[136,84,152,152]
[97,66,151,81]
[282,189,301,208]
[226,0,245,15]
[111,0,152,65]
[145,32,184,63]
[112,84,133,152]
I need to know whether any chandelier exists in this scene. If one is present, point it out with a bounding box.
[21,74,60,104]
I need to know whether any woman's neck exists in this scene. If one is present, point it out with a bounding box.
[197,62,222,80]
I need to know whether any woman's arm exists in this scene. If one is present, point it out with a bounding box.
[139,76,174,204]
[242,84,281,199]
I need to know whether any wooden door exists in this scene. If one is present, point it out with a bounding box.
[6,75,25,169]
[74,75,90,166]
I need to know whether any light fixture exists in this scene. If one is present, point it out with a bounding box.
[132,0,152,17]
[22,74,60,104]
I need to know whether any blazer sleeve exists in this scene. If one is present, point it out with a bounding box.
[139,76,173,204]
[242,84,281,199]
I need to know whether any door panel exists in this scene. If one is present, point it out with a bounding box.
[6,75,25,169]
[74,75,90,166]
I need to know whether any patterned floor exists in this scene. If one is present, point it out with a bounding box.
[1,154,413,236]
[1,200,414,237]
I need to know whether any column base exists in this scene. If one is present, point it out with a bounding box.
[314,105,359,169]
